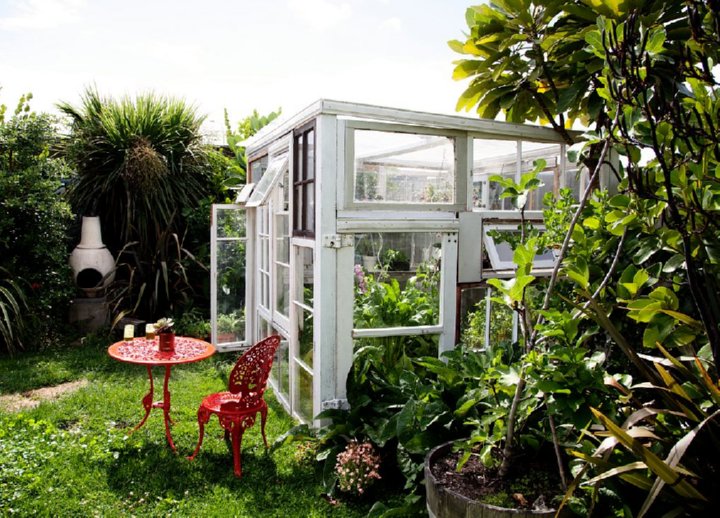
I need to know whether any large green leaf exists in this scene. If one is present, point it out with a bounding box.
[591,408,707,502]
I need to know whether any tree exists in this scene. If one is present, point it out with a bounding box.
[0,94,74,353]
[224,107,281,182]
[452,0,720,374]
[452,1,720,513]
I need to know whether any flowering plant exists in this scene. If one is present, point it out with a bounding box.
[334,440,381,496]
[153,318,174,334]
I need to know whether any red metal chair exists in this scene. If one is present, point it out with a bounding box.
[188,335,281,477]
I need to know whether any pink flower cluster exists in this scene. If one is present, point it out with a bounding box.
[354,264,367,294]
[335,440,381,495]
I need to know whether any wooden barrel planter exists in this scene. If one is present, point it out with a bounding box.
[425,442,557,518]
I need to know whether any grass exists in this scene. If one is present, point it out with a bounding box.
[0,333,379,517]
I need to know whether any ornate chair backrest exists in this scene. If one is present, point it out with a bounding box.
[228,335,281,397]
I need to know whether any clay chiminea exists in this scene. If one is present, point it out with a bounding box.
[69,216,116,297]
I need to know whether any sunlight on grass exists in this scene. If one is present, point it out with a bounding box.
[0,337,371,517]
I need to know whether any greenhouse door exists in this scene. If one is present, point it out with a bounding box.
[211,204,248,351]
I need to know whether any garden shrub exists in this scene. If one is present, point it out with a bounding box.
[59,89,214,321]
[0,101,75,353]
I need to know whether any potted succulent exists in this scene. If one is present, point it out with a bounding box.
[154,317,175,352]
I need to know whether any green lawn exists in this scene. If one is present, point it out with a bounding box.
[0,335,375,517]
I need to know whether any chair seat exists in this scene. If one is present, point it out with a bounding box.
[201,391,264,414]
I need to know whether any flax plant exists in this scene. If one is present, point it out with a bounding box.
[59,88,212,319]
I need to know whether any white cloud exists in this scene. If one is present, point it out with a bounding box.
[0,0,86,30]
[287,0,352,30]
[380,16,402,32]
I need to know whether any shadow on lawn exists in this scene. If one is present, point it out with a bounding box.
[104,438,320,504]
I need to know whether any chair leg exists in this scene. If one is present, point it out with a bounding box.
[188,407,210,461]
[260,405,269,449]
[230,422,245,477]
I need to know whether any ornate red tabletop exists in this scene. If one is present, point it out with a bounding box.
[108,337,215,366]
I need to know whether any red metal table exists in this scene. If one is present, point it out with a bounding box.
[108,337,216,451]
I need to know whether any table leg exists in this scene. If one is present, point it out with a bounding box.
[161,365,177,452]
[132,365,155,433]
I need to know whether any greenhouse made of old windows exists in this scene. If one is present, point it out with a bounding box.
[210,100,612,423]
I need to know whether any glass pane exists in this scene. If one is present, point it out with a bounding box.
[275,214,289,264]
[258,207,271,309]
[217,241,246,313]
[281,168,290,211]
[459,287,515,350]
[216,230,246,346]
[306,185,315,233]
[293,186,302,232]
[275,264,290,317]
[297,246,314,307]
[521,142,561,210]
[352,335,439,361]
[353,232,441,329]
[257,317,271,339]
[247,155,288,207]
[305,130,315,180]
[295,133,305,181]
[298,307,313,369]
[272,337,290,402]
[354,130,455,204]
[472,139,518,210]
[249,155,268,184]
[294,364,314,422]
[216,208,246,239]
[484,225,556,270]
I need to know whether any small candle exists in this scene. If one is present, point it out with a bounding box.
[123,324,134,341]
[145,323,155,340]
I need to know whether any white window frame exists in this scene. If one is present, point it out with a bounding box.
[234,183,255,204]
[210,203,248,352]
[350,230,458,354]
[482,223,557,271]
[247,154,289,208]
[343,120,467,212]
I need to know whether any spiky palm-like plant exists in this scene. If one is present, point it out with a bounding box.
[0,267,27,355]
[59,89,212,319]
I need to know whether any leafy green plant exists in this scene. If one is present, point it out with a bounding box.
[354,259,440,343]
[276,344,490,513]
[0,267,27,355]
[217,310,244,337]
[378,249,410,271]
[452,2,720,514]
[173,307,210,338]
[562,345,719,517]
[0,98,75,350]
[224,108,281,184]
[461,295,514,350]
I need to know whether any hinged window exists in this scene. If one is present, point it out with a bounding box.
[293,121,316,238]
[483,224,557,271]
[247,154,288,208]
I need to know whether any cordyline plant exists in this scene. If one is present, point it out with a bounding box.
[452,0,720,515]
[59,88,212,320]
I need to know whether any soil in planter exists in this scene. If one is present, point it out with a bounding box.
[430,449,563,511]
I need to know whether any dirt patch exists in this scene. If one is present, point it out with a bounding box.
[0,379,88,412]
[429,449,561,511]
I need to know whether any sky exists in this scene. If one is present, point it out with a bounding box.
[0,0,475,139]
